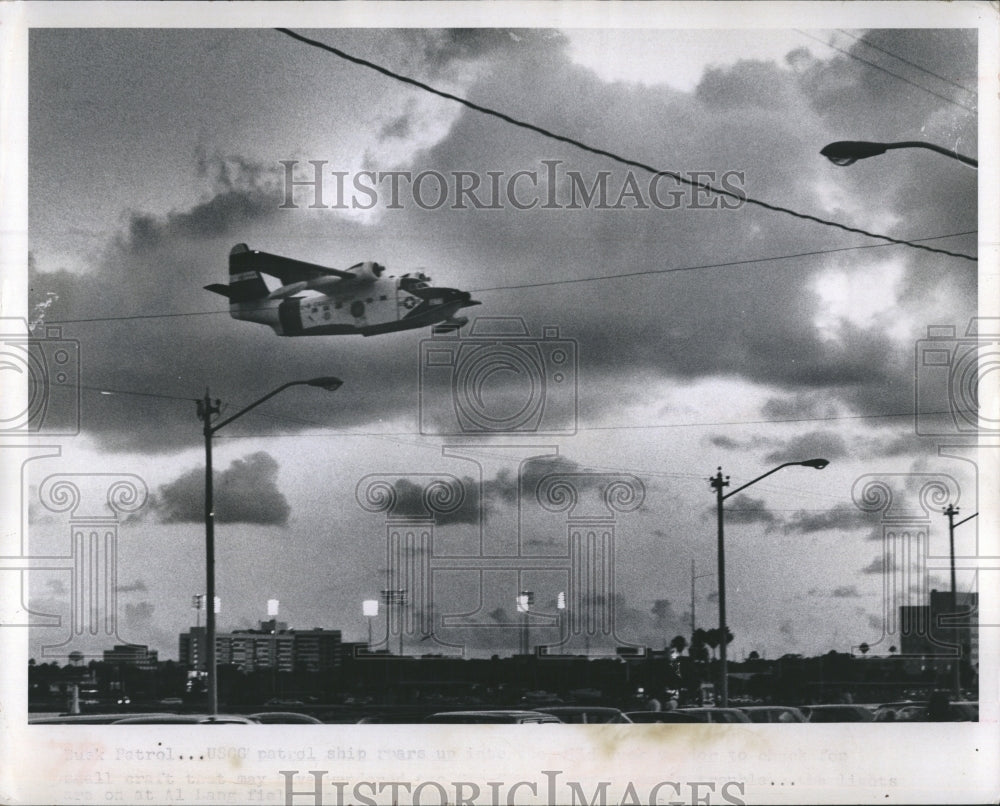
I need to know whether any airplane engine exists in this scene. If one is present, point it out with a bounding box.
[346,261,386,283]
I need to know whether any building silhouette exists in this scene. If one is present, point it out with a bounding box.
[900,590,978,669]
[179,621,345,674]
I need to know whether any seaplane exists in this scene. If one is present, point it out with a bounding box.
[205,243,479,336]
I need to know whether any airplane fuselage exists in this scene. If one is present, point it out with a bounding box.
[209,245,479,337]
[236,277,474,336]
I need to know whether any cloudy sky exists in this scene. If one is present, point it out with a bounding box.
[14,16,989,663]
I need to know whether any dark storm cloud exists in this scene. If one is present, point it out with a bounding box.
[784,502,874,534]
[413,29,565,71]
[831,585,860,598]
[30,29,976,453]
[375,456,608,525]
[116,579,148,593]
[760,392,839,423]
[150,451,290,525]
[121,155,283,253]
[862,553,898,575]
[718,493,777,527]
[765,430,847,464]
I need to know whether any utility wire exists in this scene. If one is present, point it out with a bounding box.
[835,29,975,96]
[42,229,978,327]
[795,29,976,114]
[78,380,968,435]
[470,230,977,293]
[274,28,976,263]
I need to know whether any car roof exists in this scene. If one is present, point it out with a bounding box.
[111,714,256,724]
[30,713,166,725]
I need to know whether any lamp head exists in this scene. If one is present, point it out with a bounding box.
[307,376,343,392]
[798,458,829,470]
[820,141,888,166]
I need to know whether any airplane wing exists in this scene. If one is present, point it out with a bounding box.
[230,244,355,284]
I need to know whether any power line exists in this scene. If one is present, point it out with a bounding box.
[274,28,976,263]
[78,379,963,436]
[835,29,975,96]
[42,229,978,326]
[470,230,977,293]
[794,29,976,114]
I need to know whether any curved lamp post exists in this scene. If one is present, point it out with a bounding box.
[820,140,977,168]
[197,376,343,715]
[709,458,829,707]
[943,504,978,698]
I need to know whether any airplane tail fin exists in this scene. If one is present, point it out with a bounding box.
[222,243,271,303]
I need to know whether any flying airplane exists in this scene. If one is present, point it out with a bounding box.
[205,244,480,337]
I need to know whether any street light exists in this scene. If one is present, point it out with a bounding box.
[820,140,977,168]
[197,376,342,715]
[709,458,829,707]
[943,504,978,699]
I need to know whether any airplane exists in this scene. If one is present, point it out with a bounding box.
[205,243,480,337]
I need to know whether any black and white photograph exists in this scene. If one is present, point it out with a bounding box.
[1,2,997,804]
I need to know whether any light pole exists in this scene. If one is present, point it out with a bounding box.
[709,458,829,707]
[197,376,342,715]
[943,504,977,699]
[362,599,379,652]
[381,589,407,656]
[690,559,713,647]
[820,140,977,168]
[516,591,534,655]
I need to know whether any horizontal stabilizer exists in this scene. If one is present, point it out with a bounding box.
[204,283,232,298]
[230,244,355,284]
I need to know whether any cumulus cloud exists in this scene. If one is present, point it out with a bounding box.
[150,451,290,525]
[831,585,860,598]
[765,430,847,464]
[784,502,876,534]
[116,580,148,593]
[718,493,778,527]
[862,553,899,575]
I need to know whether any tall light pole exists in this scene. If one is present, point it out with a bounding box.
[943,504,977,699]
[709,458,829,707]
[362,599,379,652]
[820,140,977,168]
[197,376,342,715]
[690,560,713,646]
[381,589,407,656]
[517,591,534,655]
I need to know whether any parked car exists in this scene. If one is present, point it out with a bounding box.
[424,710,561,724]
[111,714,257,724]
[30,713,165,725]
[873,700,978,722]
[738,706,807,723]
[535,706,633,724]
[673,707,751,723]
[625,711,703,723]
[800,704,875,723]
[248,711,323,724]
